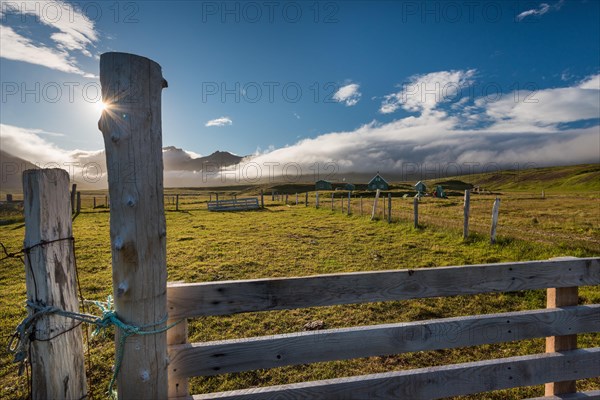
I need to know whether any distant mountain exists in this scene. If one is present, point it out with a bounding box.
[0,150,39,191]
[162,147,244,171]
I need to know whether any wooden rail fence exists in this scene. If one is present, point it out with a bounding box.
[166,257,600,399]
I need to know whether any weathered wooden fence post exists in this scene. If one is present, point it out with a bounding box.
[23,168,87,399]
[305,192,308,206]
[98,52,169,398]
[463,190,470,239]
[167,281,189,398]
[341,195,344,213]
[331,192,334,210]
[371,189,380,220]
[176,194,180,211]
[93,196,97,209]
[260,190,264,208]
[387,193,391,223]
[413,197,419,228]
[71,183,77,213]
[490,197,500,244]
[76,191,81,213]
[545,256,578,396]
[348,192,352,216]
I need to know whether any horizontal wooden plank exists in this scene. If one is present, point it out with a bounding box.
[191,348,600,400]
[169,305,600,378]
[526,390,600,399]
[167,258,600,318]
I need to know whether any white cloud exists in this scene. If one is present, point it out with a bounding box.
[0,0,97,75]
[579,74,600,90]
[333,83,361,106]
[0,26,87,75]
[205,117,233,127]
[380,69,476,114]
[516,0,564,21]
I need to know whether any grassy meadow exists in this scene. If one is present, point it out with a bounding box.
[1,164,599,399]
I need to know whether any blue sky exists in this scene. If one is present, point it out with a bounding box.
[1,0,599,185]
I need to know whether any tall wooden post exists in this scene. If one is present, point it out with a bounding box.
[371,189,380,220]
[387,193,391,223]
[260,190,264,208]
[463,190,470,239]
[70,183,77,213]
[413,197,419,228]
[76,191,81,213]
[23,169,87,399]
[98,52,168,398]
[545,257,578,396]
[305,192,308,206]
[490,197,500,244]
[93,196,97,209]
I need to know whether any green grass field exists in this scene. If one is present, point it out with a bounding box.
[1,165,599,399]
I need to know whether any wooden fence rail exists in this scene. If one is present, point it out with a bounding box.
[166,257,600,399]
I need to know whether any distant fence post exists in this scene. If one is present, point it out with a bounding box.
[490,197,500,244]
[296,193,298,205]
[387,193,391,223]
[316,191,319,209]
[348,192,352,216]
[305,192,308,206]
[413,197,419,228]
[341,195,344,213]
[463,190,470,239]
[545,256,579,396]
[76,191,81,213]
[260,190,264,208]
[71,183,77,213]
[98,52,168,398]
[176,194,180,211]
[93,196,97,209]
[371,189,380,220]
[331,192,334,210]
[23,169,87,399]
[272,191,275,201]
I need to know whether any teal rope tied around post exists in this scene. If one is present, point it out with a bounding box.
[8,296,181,398]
